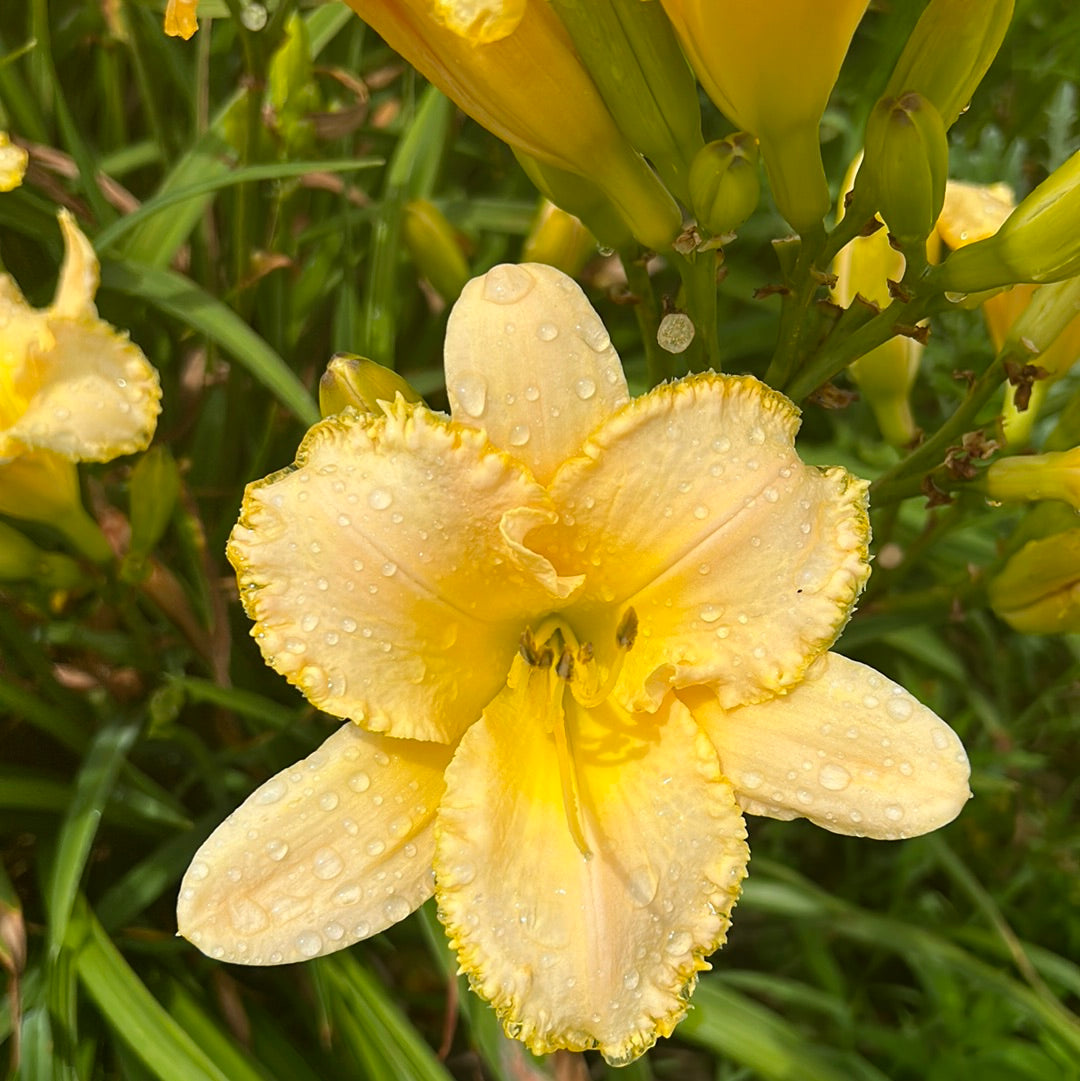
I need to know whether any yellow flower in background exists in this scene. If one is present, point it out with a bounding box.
[178,263,969,1063]
[937,181,1080,444]
[986,448,1080,510]
[0,132,28,192]
[989,529,1080,634]
[0,211,161,538]
[660,0,868,232]
[164,0,199,39]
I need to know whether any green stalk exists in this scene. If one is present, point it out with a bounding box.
[675,249,720,374]
[620,251,666,387]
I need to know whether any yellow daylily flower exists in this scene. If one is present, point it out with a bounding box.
[659,0,868,232]
[164,0,200,39]
[177,264,970,1064]
[0,132,28,192]
[0,211,161,535]
[988,529,1080,634]
[341,0,680,250]
[986,448,1080,509]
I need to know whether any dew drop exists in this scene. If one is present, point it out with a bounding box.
[932,729,949,750]
[333,883,362,906]
[296,932,323,958]
[319,791,340,811]
[256,779,287,805]
[818,763,851,791]
[508,423,531,446]
[483,264,535,304]
[623,970,641,991]
[693,504,708,520]
[384,895,412,923]
[665,930,693,956]
[524,385,540,402]
[452,372,488,418]
[348,772,371,793]
[301,614,319,632]
[740,771,763,790]
[884,804,904,822]
[574,376,597,400]
[312,847,345,880]
[536,322,559,341]
[368,488,392,510]
[381,561,397,577]
[366,839,386,856]
[700,604,722,623]
[748,425,766,445]
[188,860,209,881]
[627,865,659,906]
[266,839,289,861]
[887,696,914,721]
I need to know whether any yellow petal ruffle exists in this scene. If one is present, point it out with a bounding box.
[435,655,749,1065]
[444,263,629,484]
[685,652,971,839]
[177,722,453,964]
[541,373,870,712]
[228,398,581,743]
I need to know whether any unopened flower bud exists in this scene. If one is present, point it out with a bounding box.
[319,355,423,418]
[688,134,761,237]
[931,150,1080,292]
[860,92,949,249]
[882,0,1014,129]
[988,528,1080,634]
[402,199,471,303]
[0,520,82,589]
[986,448,1080,509]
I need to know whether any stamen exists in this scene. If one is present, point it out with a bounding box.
[547,663,591,859]
[570,606,638,709]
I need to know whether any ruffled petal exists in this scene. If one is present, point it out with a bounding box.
[541,374,870,711]
[51,210,100,321]
[177,722,453,964]
[229,399,581,743]
[8,318,161,461]
[435,656,749,1065]
[444,263,629,484]
[685,652,971,840]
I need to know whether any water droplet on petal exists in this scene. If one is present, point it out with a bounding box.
[740,771,763,790]
[524,384,540,402]
[508,423,530,446]
[256,779,287,805]
[819,763,851,791]
[312,847,344,880]
[574,376,596,400]
[368,488,392,510]
[188,860,209,881]
[483,264,535,304]
[296,931,323,958]
[266,839,289,861]
[887,695,914,721]
[348,772,371,793]
[383,895,412,923]
[452,372,488,418]
[627,865,658,906]
[536,322,558,341]
[665,930,693,955]
[884,804,904,822]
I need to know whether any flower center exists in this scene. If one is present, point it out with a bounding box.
[516,609,638,859]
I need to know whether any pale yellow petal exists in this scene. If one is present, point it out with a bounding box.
[0,278,53,445]
[444,264,629,484]
[685,652,971,840]
[229,399,581,743]
[51,210,100,320]
[436,657,748,1065]
[540,374,870,711]
[0,132,28,192]
[177,722,453,964]
[937,179,1015,249]
[8,319,161,461]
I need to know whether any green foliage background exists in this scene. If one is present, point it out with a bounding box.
[1,1,1079,1078]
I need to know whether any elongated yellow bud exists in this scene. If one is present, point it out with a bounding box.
[319,354,423,418]
[547,0,703,203]
[0,520,82,589]
[988,529,1080,634]
[883,0,1013,128]
[522,200,597,278]
[986,448,1080,509]
[345,0,681,250]
[860,92,949,249]
[660,0,867,232]
[687,134,761,237]
[402,199,472,303]
[931,150,1080,292]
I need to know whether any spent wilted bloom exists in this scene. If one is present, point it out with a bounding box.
[178,263,970,1064]
[0,211,160,531]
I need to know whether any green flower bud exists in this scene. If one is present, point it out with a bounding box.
[883,0,1014,130]
[0,520,82,589]
[688,134,761,237]
[547,0,703,203]
[319,355,423,418]
[860,92,949,248]
[930,150,1080,292]
[402,199,472,303]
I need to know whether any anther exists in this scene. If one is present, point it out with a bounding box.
[616,607,639,651]
[556,648,575,681]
